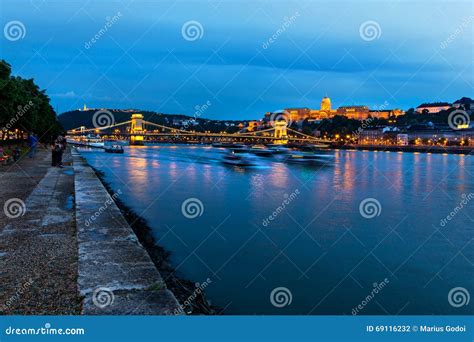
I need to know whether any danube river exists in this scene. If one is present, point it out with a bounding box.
[81,145,473,315]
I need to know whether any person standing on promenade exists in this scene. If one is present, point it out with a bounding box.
[12,146,20,162]
[51,138,64,168]
[57,136,65,168]
[28,132,38,158]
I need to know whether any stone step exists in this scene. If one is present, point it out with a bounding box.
[72,151,181,315]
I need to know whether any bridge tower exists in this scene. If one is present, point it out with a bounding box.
[130,113,145,145]
[273,120,288,144]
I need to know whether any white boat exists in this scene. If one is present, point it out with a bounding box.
[221,151,256,166]
[67,134,105,148]
[85,134,104,147]
[104,145,124,153]
[249,145,273,157]
[229,145,250,153]
[268,145,291,154]
[285,152,332,165]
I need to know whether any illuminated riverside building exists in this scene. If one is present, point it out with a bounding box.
[283,97,337,121]
[415,102,451,113]
[358,127,474,146]
[337,106,370,120]
[369,109,404,119]
[337,106,403,120]
[246,121,260,131]
[264,97,403,122]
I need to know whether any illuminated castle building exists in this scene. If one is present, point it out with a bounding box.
[278,97,338,122]
[264,96,403,122]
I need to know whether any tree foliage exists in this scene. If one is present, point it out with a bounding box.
[0,59,62,141]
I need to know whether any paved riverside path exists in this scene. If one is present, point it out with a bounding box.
[0,149,80,314]
[0,148,180,315]
[72,149,180,314]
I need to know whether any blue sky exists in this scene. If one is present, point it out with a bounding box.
[1,0,472,120]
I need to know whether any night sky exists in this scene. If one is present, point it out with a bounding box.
[1,0,472,119]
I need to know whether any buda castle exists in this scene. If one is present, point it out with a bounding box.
[264,97,403,122]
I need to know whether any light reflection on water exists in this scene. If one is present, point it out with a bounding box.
[81,145,474,315]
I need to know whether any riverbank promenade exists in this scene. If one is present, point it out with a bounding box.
[0,148,180,315]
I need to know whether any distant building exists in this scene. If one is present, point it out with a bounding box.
[397,133,409,146]
[369,109,404,119]
[247,121,260,131]
[337,106,370,120]
[311,96,337,119]
[359,128,384,144]
[320,96,331,111]
[415,102,451,114]
[452,97,474,112]
[285,107,311,121]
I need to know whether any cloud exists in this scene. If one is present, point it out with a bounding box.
[52,91,78,98]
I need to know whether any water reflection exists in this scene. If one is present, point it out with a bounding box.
[82,145,474,315]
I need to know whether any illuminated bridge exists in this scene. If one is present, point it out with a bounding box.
[66,113,330,146]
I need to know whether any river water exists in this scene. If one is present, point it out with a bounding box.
[81,145,473,315]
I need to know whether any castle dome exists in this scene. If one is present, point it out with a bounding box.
[321,97,331,111]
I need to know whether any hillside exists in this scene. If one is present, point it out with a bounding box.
[58,109,193,130]
[58,109,245,133]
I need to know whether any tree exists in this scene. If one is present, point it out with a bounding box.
[0,60,62,141]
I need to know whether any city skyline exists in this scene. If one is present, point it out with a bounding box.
[2,0,472,120]
[63,94,469,120]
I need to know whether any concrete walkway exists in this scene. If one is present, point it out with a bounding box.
[0,148,181,315]
[0,149,80,314]
[72,150,180,314]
